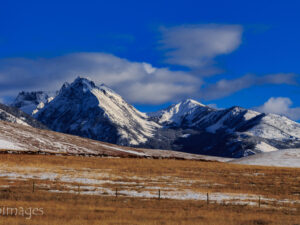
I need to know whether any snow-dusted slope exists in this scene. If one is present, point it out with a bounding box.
[11,91,56,115]
[0,103,47,129]
[231,148,300,168]
[247,113,300,141]
[35,77,160,146]
[148,99,211,126]
[203,107,261,133]
[0,120,229,161]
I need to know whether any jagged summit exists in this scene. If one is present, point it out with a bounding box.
[60,77,122,99]
[11,91,56,115]
[73,76,96,89]
[34,76,160,146]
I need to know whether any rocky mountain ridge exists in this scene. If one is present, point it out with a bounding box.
[9,77,300,158]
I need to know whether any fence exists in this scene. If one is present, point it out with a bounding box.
[0,180,265,208]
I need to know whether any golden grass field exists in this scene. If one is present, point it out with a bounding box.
[0,154,299,225]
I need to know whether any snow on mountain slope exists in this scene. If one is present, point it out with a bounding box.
[198,107,260,133]
[150,103,300,157]
[11,91,56,115]
[90,83,160,144]
[148,99,213,126]
[247,113,300,141]
[205,110,236,134]
[0,103,47,129]
[254,141,278,152]
[35,77,160,146]
[0,107,29,126]
[0,120,229,161]
[231,148,300,168]
[243,110,261,121]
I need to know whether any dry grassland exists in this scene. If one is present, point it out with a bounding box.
[0,154,299,225]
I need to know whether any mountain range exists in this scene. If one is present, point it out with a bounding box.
[8,77,300,158]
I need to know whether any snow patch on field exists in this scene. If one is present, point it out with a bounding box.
[47,184,300,208]
[1,165,299,209]
[231,148,300,168]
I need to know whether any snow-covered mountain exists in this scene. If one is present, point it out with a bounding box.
[34,77,160,146]
[148,102,300,157]
[11,76,300,158]
[11,91,56,115]
[148,99,215,126]
[0,103,47,129]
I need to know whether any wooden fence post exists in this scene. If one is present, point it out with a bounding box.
[207,193,209,205]
[259,196,261,208]
[32,181,35,193]
[158,189,161,200]
[115,188,118,198]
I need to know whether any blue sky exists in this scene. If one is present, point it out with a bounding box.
[1,0,300,120]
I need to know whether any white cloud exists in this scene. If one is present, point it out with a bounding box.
[0,52,297,106]
[142,63,156,74]
[200,73,297,100]
[255,97,300,121]
[0,53,201,104]
[160,24,243,72]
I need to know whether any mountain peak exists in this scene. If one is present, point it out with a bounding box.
[71,76,96,90]
[148,98,209,126]
[67,77,120,97]
[179,99,205,107]
[35,76,160,146]
[73,76,93,83]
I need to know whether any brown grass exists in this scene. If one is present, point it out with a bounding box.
[0,154,299,224]
[0,189,299,225]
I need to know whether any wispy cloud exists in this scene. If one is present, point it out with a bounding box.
[254,97,300,121]
[200,73,297,100]
[160,24,243,74]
